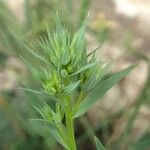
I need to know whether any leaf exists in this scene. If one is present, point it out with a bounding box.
[86,43,106,58]
[48,124,69,149]
[30,119,68,149]
[94,136,105,150]
[22,42,50,64]
[71,21,86,49]
[18,86,60,102]
[61,49,70,65]
[70,62,97,76]
[18,87,43,95]
[20,56,41,79]
[74,65,135,118]
[34,104,54,121]
[29,119,56,126]
[62,80,81,95]
[71,20,87,57]
[32,103,68,148]
[56,13,64,33]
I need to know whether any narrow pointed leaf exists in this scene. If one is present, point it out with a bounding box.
[85,42,107,60]
[22,43,50,64]
[71,21,86,48]
[18,87,43,95]
[62,80,81,95]
[74,65,135,118]
[70,62,97,76]
[30,119,56,126]
[56,13,63,33]
[94,136,105,150]
[20,56,41,79]
[48,124,69,149]
[86,44,104,58]
[30,119,68,149]
[18,86,60,102]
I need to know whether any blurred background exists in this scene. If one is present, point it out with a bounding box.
[0,0,150,149]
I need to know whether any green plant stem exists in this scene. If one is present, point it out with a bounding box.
[65,103,77,150]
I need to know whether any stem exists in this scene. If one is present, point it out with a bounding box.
[65,102,77,150]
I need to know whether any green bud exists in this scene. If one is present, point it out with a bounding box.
[61,48,71,65]
[67,65,74,74]
[61,69,68,78]
[43,105,52,120]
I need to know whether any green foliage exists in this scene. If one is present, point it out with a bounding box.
[94,136,105,150]
[74,65,135,118]
[0,1,139,149]
[22,16,134,150]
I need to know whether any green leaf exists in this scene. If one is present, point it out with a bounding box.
[62,80,81,95]
[74,65,135,118]
[61,49,70,65]
[70,62,97,76]
[34,104,54,121]
[71,20,86,57]
[18,87,44,95]
[22,42,50,64]
[71,21,86,49]
[56,13,64,33]
[94,136,105,150]
[30,119,56,126]
[86,44,105,58]
[32,104,68,148]
[48,124,69,149]
[20,56,41,79]
[30,119,68,149]
[18,86,60,102]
